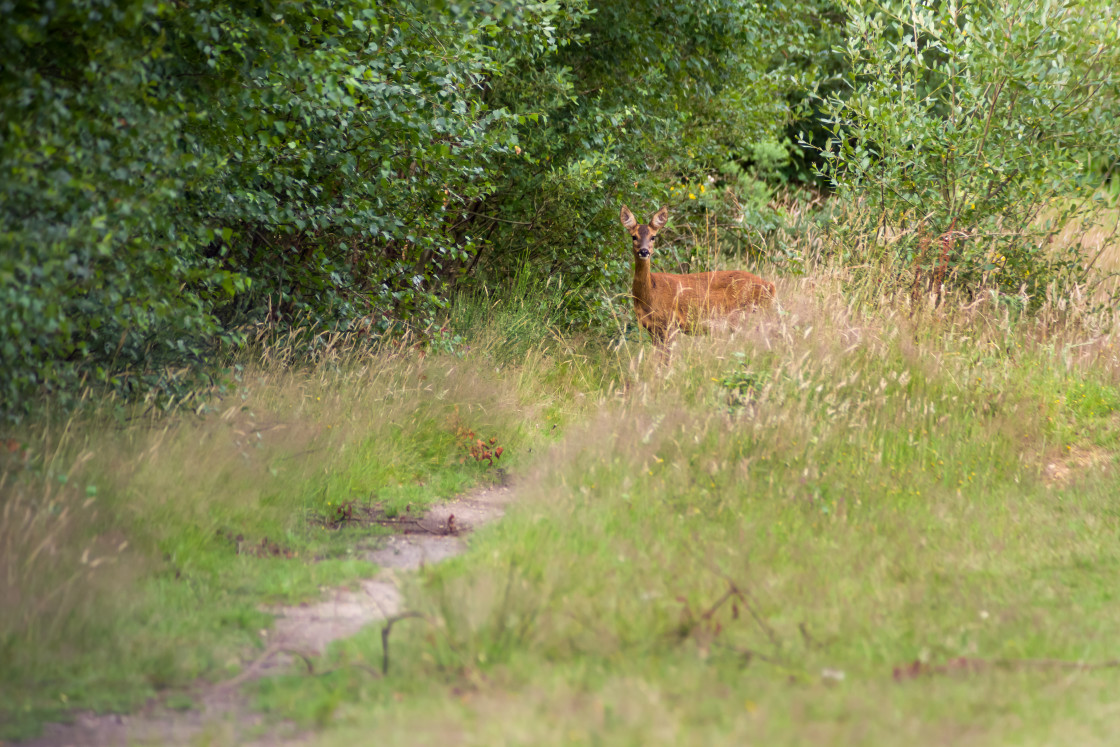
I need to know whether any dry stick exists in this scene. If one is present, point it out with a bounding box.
[310,662,384,680]
[382,612,426,676]
[697,588,737,622]
[895,656,1120,681]
[70,642,312,717]
[712,640,787,667]
[736,583,784,654]
[702,558,784,653]
[798,622,823,651]
[284,648,317,676]
[368,516,426,529]
[693,551,788,660]
[459,217,503,281]
[210,643,316,694]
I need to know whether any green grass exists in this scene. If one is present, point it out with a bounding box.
[6,272,1120,743]
[0,329,550,739]
[253,277,1120,745]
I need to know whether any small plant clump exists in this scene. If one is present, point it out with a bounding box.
[452,420,504,467]
[330,500,356,527]
[216,528,297,558]
[716,354,773,409]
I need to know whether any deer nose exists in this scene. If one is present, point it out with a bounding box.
[637,248,651,259]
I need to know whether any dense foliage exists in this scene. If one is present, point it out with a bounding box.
[814,0,1120,301]
[2,0,821,418]
[1,0,529,413]
[2,0,1116,417]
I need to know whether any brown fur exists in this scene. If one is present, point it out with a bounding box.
[621,205,775,344]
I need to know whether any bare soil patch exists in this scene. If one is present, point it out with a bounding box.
[17,693,302,747]
[1042,445,1110,486]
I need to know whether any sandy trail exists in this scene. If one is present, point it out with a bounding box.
[20,486,513,747]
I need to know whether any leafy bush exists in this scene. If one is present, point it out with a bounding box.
[415,0,832,327]
[812,0,1120,300]
[0,0,855,418]
[0,0,563,417]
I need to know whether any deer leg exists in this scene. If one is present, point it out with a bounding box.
[659,324,682,364]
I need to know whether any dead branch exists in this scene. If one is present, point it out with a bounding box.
[210,643,317,693]
[893,656,1120,681]
[382,611,427,675]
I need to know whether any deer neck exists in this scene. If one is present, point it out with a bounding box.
[631,257,655,313]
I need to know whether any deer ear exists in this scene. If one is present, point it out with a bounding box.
[649,206,669,231]
[620,205,638,231]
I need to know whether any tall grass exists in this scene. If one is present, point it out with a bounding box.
[254,261,1120,744]
[0,303,584,739]
[6,210,1120,743]
[417,274,1119,662]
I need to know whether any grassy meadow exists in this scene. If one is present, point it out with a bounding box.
[5,245,1120,743]
[259,270,1120,746]
[0,323,547,737]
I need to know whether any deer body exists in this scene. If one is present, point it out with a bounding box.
[622,205,774,344]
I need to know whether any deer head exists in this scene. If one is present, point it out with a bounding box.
[620,205,669,261]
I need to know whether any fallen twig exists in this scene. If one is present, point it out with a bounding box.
[210,643,317,693]
[893,656,1120,681]
[382,612,426,675]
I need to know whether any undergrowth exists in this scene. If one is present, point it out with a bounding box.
[0,293,584,739]
[258,273,1120,746]
[5,257,1120,744]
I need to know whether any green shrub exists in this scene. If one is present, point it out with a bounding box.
[811,0,1120,300]
[0,0,554,417]
[0,0,837,418]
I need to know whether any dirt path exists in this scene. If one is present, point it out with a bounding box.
[20,486,514,747]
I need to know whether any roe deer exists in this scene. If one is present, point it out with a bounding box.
[621,205,775,345]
